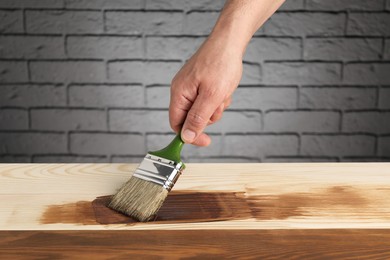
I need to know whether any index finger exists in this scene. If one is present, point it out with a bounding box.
[169,89,194,133]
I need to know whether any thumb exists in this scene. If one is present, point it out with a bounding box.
[181,90,222,143]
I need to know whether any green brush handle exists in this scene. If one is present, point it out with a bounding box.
[148,133,185,166]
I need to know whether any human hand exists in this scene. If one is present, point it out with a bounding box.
[169,35,243,146]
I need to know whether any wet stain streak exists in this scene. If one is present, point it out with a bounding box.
[40,186,368,225]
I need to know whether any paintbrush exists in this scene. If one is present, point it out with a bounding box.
[108,134,185,222]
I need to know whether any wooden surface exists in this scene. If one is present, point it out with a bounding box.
[2,230,390,259]
[1,163,390,258]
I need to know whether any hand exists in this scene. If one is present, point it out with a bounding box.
[169,35,243,146]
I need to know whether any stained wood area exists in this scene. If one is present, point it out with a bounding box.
[2,230,390,259]
[1,163,390,258]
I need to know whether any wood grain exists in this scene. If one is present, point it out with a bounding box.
[1,163,390,230]
[1,230,390,259]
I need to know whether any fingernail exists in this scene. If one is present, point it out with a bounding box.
[182,129,196,142]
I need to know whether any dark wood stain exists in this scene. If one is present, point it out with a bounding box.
[40,186,369,225]
[91,196,136,224]
[40,201,98,225]
[2,230,390,259]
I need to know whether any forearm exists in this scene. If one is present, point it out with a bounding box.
[170,0,284,144]
[209,0,285,57]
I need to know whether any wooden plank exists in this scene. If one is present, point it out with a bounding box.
[1,230,390,259]
[1,163,390,230]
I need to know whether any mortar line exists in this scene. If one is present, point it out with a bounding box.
[21,8,27,33]
[297,132,302,156]
[102,9,107,33]
[381,37,386,60]
[106,107,110,132]
[338,110,343,132]
[375,85,380,109]
[344,11,349,35]
[103,58,108,82]
[374,135,379,156]
[65,83,70,106]
[27,107,32,130]
[26,60,31,81]
[63,35,69,57]
[66,131,71,154]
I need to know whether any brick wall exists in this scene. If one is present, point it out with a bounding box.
[0,0,389,163]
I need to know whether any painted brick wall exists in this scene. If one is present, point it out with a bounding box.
[0,0,389,163]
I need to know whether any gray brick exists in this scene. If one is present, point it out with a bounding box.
[343,112,390,134]
[116,110,261,133]
[146,86,170,108]
[279,0,304,10]
[69,85,144,108]
[146,0,224,10]
[244,37,301,62]
[240,63,262,84]
[0,0,64,8]
[263,62,341,84]
[384,39,390,60]
[30,61,106,83]
[340,157,390,162]
[0,133,67,154]
[110,156,146,163]
[0,84,66,107]
[258,12,346,36]
[65,0,142,9]
[304,38,382,61]
[343,63,390,85]
[379,87,390,109]
[187,0,223,11]
[265,157,338,162]
[146,37,204,60]
[206,111,261,133]
[300,87,376,109]
[223,135,299,158]
[148,86,296,111]
[186,157,260,163]
[0,62,28,83]
[108,61,181,84]
[106,11,182,35]
[184,135,222,157]
[0,156,30,163]
[33,155,108,163]
[378,136,390,156]
[0,0,388,163]
[0,109,28,130]
[70,133,145,155]
[0,10,23,33]
[306,0,385,11]
[26,10,103,34]
[111,156,144,163]
[67,36,143,59]
[31,109,106,131]
[231,87,297,110]
[0,36,65,59]
[109,110,171,132]
[146,134,223,157]
[347,13,390,36]
[301,135,376,156]
[265,111,340,132]
[185,12,219,35]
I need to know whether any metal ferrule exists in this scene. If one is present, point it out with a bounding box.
[132,154,184,191]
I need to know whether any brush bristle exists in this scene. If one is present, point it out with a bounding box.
[108,177,168,222]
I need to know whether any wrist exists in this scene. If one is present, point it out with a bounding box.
[209,15,254,58]
[208,23,249,59]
